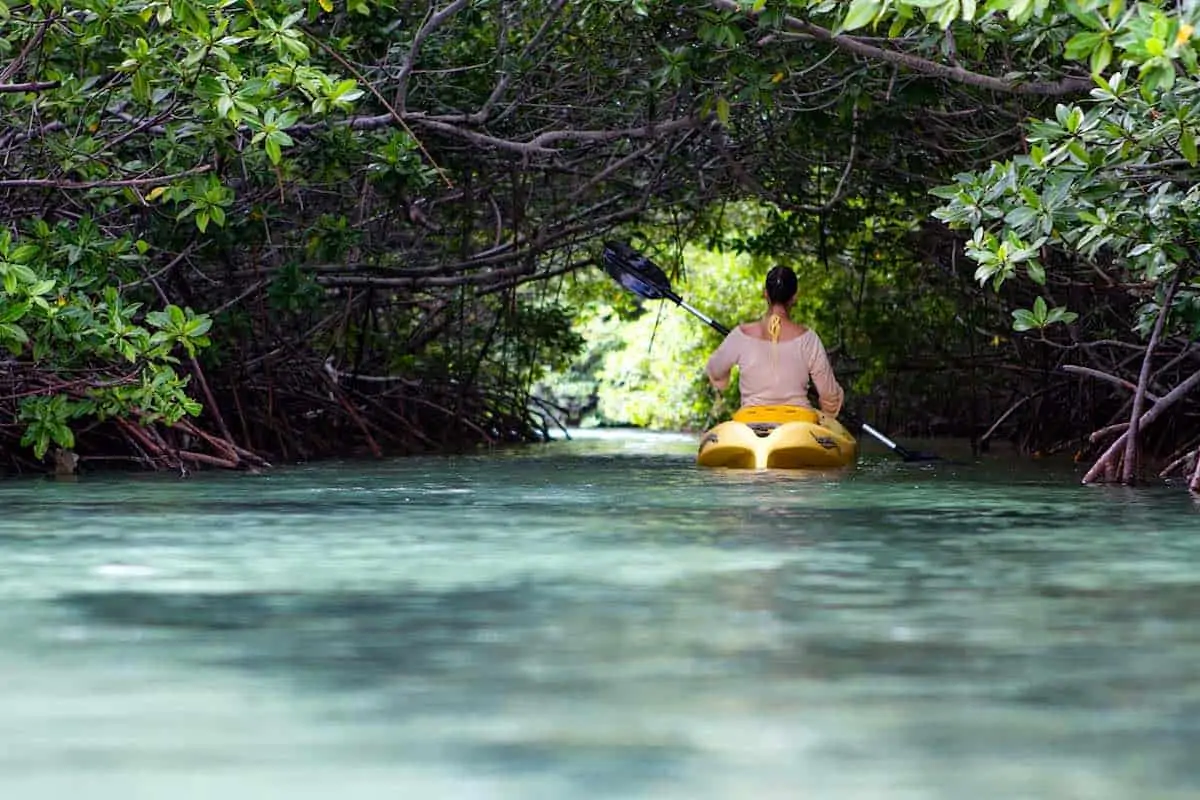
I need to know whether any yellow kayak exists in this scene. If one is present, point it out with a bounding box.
[696,405,857,470]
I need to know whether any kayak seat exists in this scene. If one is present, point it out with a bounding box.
[747,423,778,438]
[732,405,819,426]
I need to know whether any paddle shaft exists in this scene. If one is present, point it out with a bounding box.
[681,300,729,337]
[857,420,919,460]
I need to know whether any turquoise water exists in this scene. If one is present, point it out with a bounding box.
[2,430,1199,799]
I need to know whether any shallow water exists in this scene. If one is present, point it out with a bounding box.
[2,430,1198,799]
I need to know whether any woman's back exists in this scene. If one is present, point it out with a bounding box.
[706,325,843,414]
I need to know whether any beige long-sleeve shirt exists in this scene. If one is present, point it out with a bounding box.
[706,326,844,415]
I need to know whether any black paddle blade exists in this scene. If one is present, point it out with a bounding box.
[601,241,675,301]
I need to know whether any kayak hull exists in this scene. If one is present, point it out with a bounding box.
[696,412,857,470]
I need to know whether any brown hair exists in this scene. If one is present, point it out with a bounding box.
[765,265,798,306]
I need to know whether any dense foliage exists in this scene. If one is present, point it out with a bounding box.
[810,0,1200,485]
[0,0,1197,490]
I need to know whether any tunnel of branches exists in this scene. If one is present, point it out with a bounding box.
[0,1,1196,480]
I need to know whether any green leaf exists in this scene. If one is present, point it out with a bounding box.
[28,430,50,460]
[841,0,880,32]
[11,244,39,263]
[281,36,310,60]
[1006,0,1033,22]
[1033,296,1048,319]
[1027,260,1047,285]
[29,279,55,297]
[1012,308,1038,332]
[0,301,29,323]
[264,136,282,164]
[10,263,36,284]
[1066,107,1085,134]
[132,70,150,103]
[0,321,28,344]
[1004,206,1038,228]
[1065,31,1104,61]
[1065,3,1105,31]
[186,316,213,336]
[1090,40,1113,75]
[1181,126,1197,166]
[52,423,74,449]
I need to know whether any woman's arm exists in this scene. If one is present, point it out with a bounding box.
[705,331,739,390]
[808,335,844,416]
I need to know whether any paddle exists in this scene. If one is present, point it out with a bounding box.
[600,240,942,463]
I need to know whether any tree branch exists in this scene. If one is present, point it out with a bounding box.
[1082,364,1200,484]
[0,80,59,93]
[0,164,210,189]
[1061,364,1160,402]
[393,0,471,113]
[713,0,1092,96]
[1122,269,1182,483]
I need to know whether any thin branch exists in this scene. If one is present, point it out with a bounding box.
[392,0,471,113]
[1122,269,1182,483]
[527,116,700,148]
[123,242,199,289]
[470,0,570,124]
[1061,364,1160,403]
[0,80,59,93]
[0,164,210,189]
[0,15,57,84]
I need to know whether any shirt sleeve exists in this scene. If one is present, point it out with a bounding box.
[808,334,845,416]
[706,330,740,384]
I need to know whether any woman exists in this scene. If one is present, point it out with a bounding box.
[705,265,844,417]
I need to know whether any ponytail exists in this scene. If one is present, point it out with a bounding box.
[767,313,782,344]
[764,266,797,367]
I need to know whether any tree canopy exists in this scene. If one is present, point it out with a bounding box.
[0,0,1197,490]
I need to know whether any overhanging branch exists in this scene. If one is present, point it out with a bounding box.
[712,0,1091,96]
[0,80,59,93]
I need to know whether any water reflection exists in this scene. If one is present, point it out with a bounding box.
[1,430,1199,798]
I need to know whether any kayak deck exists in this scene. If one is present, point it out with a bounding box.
[696,407,857,470]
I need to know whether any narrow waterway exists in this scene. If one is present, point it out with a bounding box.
[2,430,1198,799]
